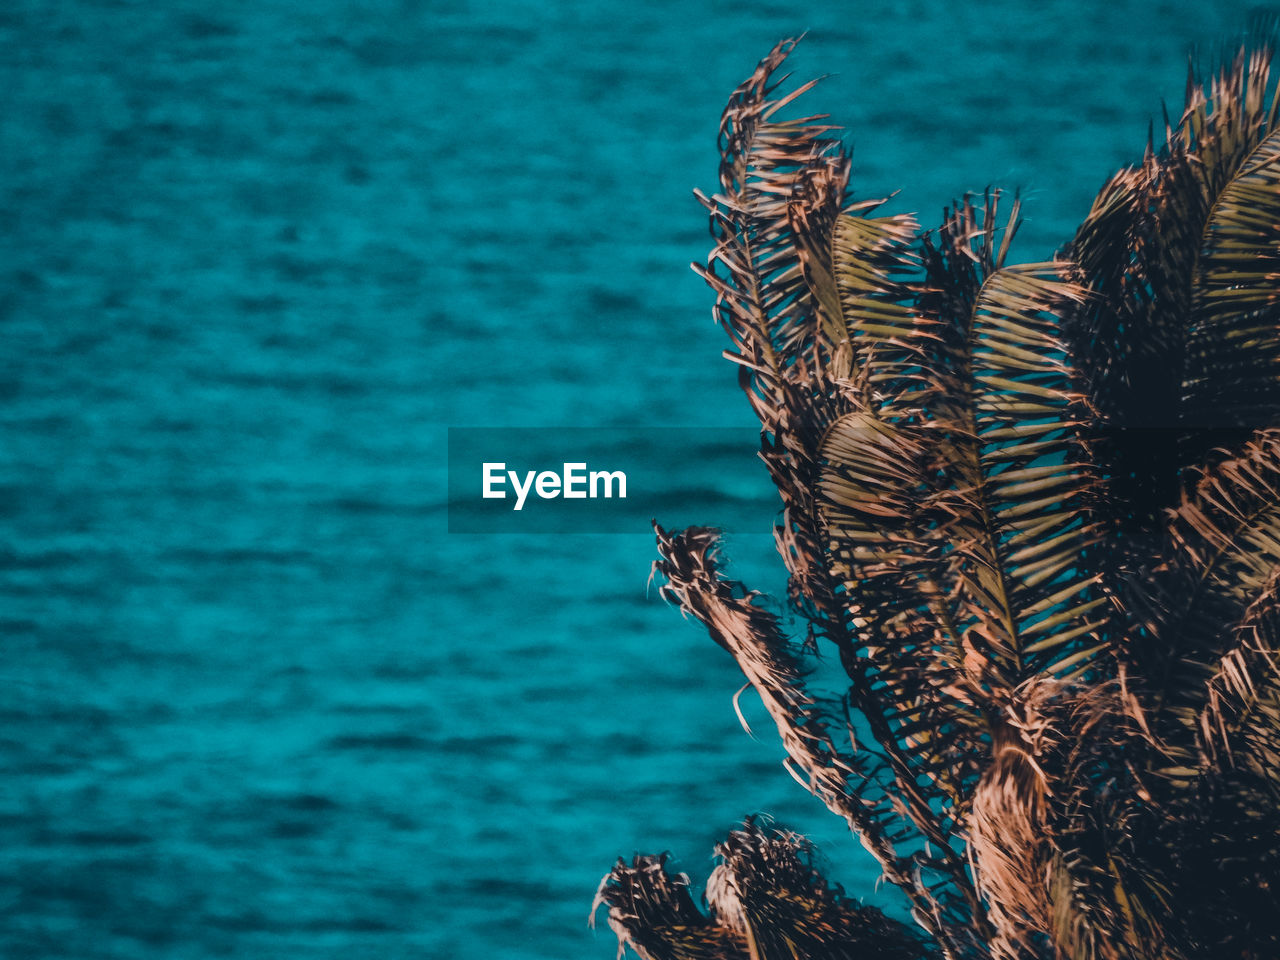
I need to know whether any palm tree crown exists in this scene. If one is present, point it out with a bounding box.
[595,25,1280,960]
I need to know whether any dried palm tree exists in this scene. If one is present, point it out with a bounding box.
[594,23,1280,960]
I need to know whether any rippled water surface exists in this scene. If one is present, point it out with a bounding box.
[1,2,1249,957]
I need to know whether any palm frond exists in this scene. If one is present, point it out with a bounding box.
[692,38,859,654]
[914,198,1111,695]
[949,261,1107,687]
[1068,27,1280,511]
[1176,34,1278,199]
[709,821,939,960]
[693,37,849,395]
[829,210,933,418]
[651,524,964,939]
[1065,147,1202,535]
[1183,125,1280,430]
[817,411,993,948]
[592,854,734,960]
[1197,566,1280,782]
[967,678,1179,960]
[593,821,937,960]
[1132,429,1280,721]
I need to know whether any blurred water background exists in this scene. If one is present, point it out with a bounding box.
[0,1,1255,957]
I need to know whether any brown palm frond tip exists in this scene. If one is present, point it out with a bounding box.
[600,21,1280,960]
[592,819,935,960]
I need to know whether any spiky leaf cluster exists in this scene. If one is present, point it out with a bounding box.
[597,26,1280,960]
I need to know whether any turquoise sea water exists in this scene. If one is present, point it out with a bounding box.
[2,2,1253,957]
